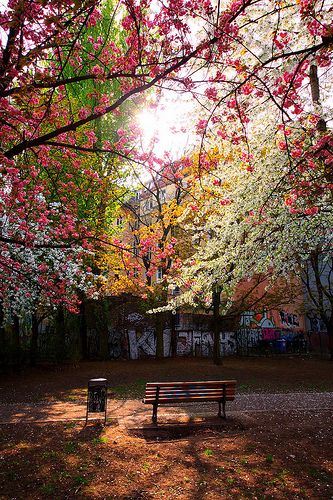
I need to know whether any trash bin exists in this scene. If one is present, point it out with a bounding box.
[86,378,108,425]
[274,339,286,353]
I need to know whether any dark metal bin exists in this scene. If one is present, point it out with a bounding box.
[86,378,108,425]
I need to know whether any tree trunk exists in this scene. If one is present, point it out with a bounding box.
[0,303,7,369]
[79,299,88,360]
[13,314,21,366]
[212,288,222,365]
[170,312,177,357]
[155,313,164,359]
[30,313,39,366]
[55,307,66,363]
[327,316,333,361]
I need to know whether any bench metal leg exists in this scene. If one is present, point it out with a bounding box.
[218,401,226,419]
[152,404,158,424]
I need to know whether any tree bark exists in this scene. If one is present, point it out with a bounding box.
[309,64,327,133]
[212,288,222,365]
[326,315,333,361]
[30,313,39,366]
[79,298,88,360]
[170,312,177,357]
[13,314,21,366]
[99,301,110,360]
[0,303,7,369]
[55,307,66,363]
[155,313,164,359]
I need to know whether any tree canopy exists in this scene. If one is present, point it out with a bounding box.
[1,0,332,318]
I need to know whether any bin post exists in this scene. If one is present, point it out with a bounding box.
[86,378,108,425]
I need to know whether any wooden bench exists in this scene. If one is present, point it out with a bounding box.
[142,380,237,423]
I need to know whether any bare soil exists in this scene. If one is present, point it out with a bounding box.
[0,357,332,499]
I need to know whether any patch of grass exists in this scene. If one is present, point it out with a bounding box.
[92,436,108,445]
[216,466,226,473]
[106,417,118,425]
[204,448,214,457]
[277,468,289,481]
[112,379,146,398]
[309,467,332,482]
[226,477,235,485]
[265,453,274,464]
[73,475,89,486]
[42,450,59,460]
[112,385,127,396]
[240,457,248,465]
[142,462,150,471]
[64,440,78,454]
[64,421,78,429]
[63,394,78,401]
[59,471,71,479]
[238,384,250,391]
[40,483,56,495]
[268,469,288,486]
[62,389,86,402]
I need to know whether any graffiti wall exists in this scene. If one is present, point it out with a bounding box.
[128,328,156,359]
[122,328,238,359]
[82,307,308,360]
[238,309,307,355]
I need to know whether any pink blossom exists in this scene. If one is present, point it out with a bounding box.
[220,198,231,206]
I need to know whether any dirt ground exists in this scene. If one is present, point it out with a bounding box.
[0,357,332,499]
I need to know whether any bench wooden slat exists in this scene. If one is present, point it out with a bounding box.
[145,397,232,403]
[142,379,237,423]
[144,387,236,392]
[144,396,234,402]
[146,380,236,387]
[144,389,236,396]
[144,392,234,399]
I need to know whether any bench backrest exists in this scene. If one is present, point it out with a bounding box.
[144,380,237,404]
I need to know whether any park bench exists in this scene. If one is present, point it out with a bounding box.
[142,380,237,424]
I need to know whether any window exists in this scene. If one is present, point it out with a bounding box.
[144,196,154,210]
[156,267,163,282]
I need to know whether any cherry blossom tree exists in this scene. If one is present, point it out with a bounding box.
[1,0,332,322]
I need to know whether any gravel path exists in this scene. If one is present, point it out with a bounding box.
[0,392,332,426]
